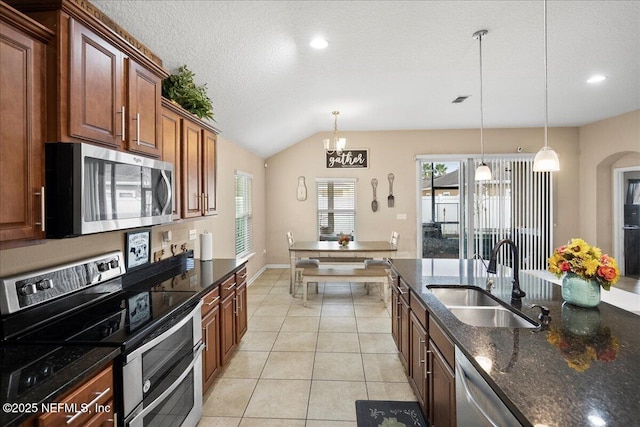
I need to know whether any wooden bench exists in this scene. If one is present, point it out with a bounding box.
[301,268,391,307]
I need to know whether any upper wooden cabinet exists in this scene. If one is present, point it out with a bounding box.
[162,98,219,219]
[0,3,54,246]
[126,57,163,156]
[161,106,183,220]
[7,0,168,157]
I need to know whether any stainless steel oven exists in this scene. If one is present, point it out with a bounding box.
[45,142,174,238]
[123,300,203,427]
[1,251,204,427]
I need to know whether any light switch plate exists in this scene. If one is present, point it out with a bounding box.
[188,229,197,241]
[396,213,408,220]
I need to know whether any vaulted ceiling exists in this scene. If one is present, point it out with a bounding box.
[93,1,640,158]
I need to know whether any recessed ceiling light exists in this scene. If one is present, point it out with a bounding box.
[587,75,607,83]
[310,37,328,49]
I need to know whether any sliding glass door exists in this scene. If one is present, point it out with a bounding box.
[418,155,553,270]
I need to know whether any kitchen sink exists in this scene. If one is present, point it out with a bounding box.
[427,285,539,329]
[448,306,538,328]
[427,286,500,307]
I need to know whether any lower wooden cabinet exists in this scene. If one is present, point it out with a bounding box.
[21,364,114,427]
[220,292,237,366]
[409,311,428,410]
[235,266,248,342]
[392,278,410,370]
[201,283,221,395]
[429,341,456,427]
[201,266,248,394]
[394,273,457,427]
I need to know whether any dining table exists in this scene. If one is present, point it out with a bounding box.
[288,240,398,292]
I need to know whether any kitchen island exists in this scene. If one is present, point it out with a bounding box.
[391,258,640,427]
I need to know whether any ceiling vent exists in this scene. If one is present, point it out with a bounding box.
[452,96,470,103]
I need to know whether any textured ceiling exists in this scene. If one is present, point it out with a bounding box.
[92,0,640,158]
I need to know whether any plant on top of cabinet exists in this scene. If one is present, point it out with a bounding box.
[162,65,214,121]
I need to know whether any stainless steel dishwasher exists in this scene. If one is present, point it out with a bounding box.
[455,346,523,426]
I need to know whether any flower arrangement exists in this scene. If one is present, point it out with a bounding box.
[338,234,351,247]
[547,325,619,372]
[548,238,620,290]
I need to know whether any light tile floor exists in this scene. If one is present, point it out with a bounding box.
[199,268,417,426]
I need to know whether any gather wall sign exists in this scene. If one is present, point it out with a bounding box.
[326,149,369,169]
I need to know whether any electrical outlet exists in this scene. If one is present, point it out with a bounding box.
[188,229,197,241]
[396,213,408,220]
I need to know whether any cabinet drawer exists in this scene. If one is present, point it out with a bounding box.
[220,275,236,299]
[429,317,455,369]
[410,294,427,329]
[38,364,113,427]
[235,266,248,286]
[201,286,221,317]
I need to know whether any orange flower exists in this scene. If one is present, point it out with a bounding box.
[598,266,617,282]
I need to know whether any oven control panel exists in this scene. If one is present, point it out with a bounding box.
[0,251,125,315]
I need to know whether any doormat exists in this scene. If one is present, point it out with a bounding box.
[355,400,429,427]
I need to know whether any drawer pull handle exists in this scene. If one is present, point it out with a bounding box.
[206,296,220,306]
[117,106,125,142]
[134,113,140,145]
[65,387,110,424]
[225,284,235,290]
[34,186,45,231]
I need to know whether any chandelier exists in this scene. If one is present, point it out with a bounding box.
[323,111,346,154]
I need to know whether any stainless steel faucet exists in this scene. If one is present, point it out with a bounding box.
[486,239,526,300]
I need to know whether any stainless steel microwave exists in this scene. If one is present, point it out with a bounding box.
[45,143,174,237]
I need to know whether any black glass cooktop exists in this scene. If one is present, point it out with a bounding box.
[2,252,199,351]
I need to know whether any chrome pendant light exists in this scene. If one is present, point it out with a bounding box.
[533,0,560,172]
[323,111,346,154]
[473,29,492,181]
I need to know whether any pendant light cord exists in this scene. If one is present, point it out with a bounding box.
[474,30,487,164]
[543,0,549,149]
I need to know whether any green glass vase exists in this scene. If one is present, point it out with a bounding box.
[561,272,601,308]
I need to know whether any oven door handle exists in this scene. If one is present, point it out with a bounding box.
[126,342,203,426]
[125,300,203,364]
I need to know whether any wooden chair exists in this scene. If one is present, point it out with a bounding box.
[286,231,319,296]
[362,231,398,294]
[364,231,399,269]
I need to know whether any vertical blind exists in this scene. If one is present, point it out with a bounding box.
[235,171,252,258]
[317,179,356,239]
[471,157,553,270]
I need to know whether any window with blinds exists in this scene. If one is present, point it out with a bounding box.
[418,155,553,271]
[235,172,252,258]
[471,157,553,270]
[317,178,356,241]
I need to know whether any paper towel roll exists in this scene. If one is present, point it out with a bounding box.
[200,231,213,261]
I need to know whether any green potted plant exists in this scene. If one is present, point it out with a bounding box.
[162,65,214,120]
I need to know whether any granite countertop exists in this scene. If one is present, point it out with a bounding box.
[391,258,640,427]
[0,345,120,427]
[0,255,245,427]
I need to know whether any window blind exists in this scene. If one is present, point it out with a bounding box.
[235,172,252,258]
[317,179,356,240]
[472,157,553,270]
